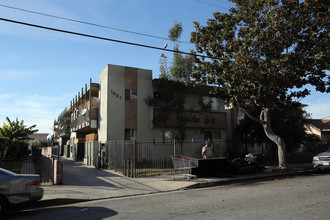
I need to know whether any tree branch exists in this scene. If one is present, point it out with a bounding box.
[241,108,265,125]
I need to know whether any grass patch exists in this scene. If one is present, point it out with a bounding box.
[135,168,174,177]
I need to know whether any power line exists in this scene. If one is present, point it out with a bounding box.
[0,3,191,44]
[194,0,229,10]
[313,108,330,118]
[304,93,328,103]
[0,17,208,59]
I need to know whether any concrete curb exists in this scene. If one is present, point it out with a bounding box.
[16,169,317,211]
[184,169,316,190]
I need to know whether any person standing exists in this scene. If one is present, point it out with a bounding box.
[202,141,214,159]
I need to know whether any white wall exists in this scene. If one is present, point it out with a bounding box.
[99,64,126,141]
[107,65,125,140]
[98,65,109,142]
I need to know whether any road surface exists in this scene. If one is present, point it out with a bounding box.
[7,174,330,220]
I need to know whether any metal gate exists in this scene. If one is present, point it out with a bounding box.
[0,156,54,184]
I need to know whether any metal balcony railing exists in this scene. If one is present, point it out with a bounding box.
[70,108,98,131]
[58,126,70,137]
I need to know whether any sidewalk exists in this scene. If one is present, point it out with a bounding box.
[40,157,315,205]
[41,157,198,201]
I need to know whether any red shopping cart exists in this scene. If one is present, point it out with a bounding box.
[170,155,199,180]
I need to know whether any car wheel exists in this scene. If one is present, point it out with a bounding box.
[0,196,8,217]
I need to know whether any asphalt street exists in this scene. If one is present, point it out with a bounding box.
[6,174,330,220]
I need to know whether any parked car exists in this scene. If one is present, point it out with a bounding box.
[313,148,330,171]
[0,168,44,216]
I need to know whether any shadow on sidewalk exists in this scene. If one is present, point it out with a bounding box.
[61,157,123,188]
[59,157,161,191]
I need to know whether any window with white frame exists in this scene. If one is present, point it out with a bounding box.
[125,89,137,101]
[162,130,173,142]
[203,97,221,111]
[124,128,137,140]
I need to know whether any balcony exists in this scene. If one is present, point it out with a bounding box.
[70,108,98,132]
[58,125,70,137]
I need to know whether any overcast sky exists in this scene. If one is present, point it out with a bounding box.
[0,0,329,135]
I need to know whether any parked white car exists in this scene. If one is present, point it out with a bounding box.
[0,168,44,216]
[313,148,330,171]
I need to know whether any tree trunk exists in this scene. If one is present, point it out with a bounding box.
[243,107,286,168]
[261,108,286,168]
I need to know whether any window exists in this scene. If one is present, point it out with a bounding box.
[125,89,137,101]
[124,129,131,140]
[203,130,221,140]
[210,97,220,111]
[203,131,213,141]
[125,128,137,140]
[125,89,130,100]
[202,97,221,111]
[131,129,136,139]
[154,92,160,99]
[162,130,173,142]
[131,89,137,100]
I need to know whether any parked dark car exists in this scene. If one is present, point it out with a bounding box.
[0,168,44,216]
[313,148,330,171]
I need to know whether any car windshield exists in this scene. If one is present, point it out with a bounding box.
[0,168,16,175]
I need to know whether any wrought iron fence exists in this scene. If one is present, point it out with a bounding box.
[0,156,54,184]
[107,140,125,172]
[52,145,60,160]
[105,139,226,177]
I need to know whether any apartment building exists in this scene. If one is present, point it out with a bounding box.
[54,79,100,159]
[54,64,227,161]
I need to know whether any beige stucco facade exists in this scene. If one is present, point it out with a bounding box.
[98,64,153,142]
[136,68,154,140]
[99,65,125,142]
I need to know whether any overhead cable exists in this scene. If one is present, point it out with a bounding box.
[0,3,191,44]
[194,0,229,10]
[0,17,209,59]
[304,93,328,103]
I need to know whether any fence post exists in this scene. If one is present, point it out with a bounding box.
[127,159,130,177]
[130,160,134,178]
[134,140,137,178]
[123,159,127,176]
[122,140,125,174]
[174,139,176,156]
[114,141,117,172]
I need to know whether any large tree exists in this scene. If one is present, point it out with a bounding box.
[190,0,329,168]
[160,20,193,83]
[0,117,38,158]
